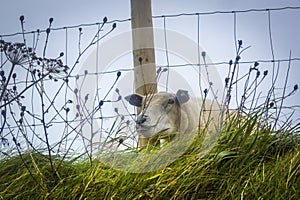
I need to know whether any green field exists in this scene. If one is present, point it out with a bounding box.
[0,113,299,200]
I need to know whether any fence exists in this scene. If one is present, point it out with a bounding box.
[0,6,299,161]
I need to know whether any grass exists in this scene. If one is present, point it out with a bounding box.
[0,111,299,200]
[1,22,299,199]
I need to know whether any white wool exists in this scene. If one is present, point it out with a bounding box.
[126,91,224,143]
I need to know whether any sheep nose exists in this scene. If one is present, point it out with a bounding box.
[135,115,147,125]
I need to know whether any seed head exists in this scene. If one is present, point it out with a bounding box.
[119,138,124,144]
[157,67,162,74]
[256,70,260,78]
[1,110,6,117]
[162,68,168,72]
[204,89,208,96]
[99,100,104,107]
[225,77,230,87]
[103,17,108,23]
[294,84,298,91]
[19,15,25,22]
[238,40,243,47]
[117,71,121,77]
[114,107,119,113]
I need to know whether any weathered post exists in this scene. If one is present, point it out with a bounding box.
[131,0,157,147]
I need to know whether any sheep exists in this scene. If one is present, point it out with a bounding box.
[125,89,223,148]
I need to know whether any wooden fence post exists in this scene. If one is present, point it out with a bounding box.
[131,0,158,147]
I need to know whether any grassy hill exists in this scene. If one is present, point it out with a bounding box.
[0,114,299,200]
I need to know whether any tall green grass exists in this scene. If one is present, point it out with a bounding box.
[0,112,299,199]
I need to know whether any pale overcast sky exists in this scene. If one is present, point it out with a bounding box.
[1,0,300,154]
[0,0,299,33]
[1,0,300,120]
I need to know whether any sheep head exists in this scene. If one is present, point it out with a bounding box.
[125,89,190,138]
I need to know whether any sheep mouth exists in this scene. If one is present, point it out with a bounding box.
[135,124,155,132]
[136,125,170,138]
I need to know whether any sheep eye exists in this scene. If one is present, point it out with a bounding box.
[168,98,175,105]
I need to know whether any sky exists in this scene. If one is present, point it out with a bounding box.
[0,0,300,33]
[1,0,300,152]
[2,0,300,63]
[1,0,300,70]
[2,0,298,108]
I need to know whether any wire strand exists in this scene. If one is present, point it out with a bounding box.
[1,6,300,38]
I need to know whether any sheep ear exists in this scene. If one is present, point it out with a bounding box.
[125,94,144,107]
[176,89,190,105]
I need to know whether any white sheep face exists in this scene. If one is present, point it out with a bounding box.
[125,90,190,138]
